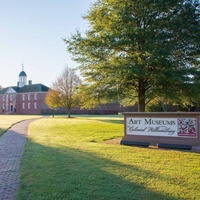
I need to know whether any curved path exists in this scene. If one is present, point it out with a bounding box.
[0,119,36,200]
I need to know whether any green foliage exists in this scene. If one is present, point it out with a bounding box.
[18,116,200,199]
[146,81,200,111]
[146,102,171,112]
[77,83,108,109]
[176,104,196,112]
[64,0,200,111]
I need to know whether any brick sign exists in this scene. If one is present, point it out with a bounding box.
[126,117,197,138]
[121,112,200,149]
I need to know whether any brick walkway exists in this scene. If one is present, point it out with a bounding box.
[0,119,35,200]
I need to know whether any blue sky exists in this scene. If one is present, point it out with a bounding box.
[0,0,94,87]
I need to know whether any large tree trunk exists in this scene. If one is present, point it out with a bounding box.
[67,109,71,118]
[66,106,71,118]
[138,97,145,112]
[138,79,146,112]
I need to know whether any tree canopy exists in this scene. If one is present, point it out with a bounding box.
[64,0,200,112]
[45,66,82,117]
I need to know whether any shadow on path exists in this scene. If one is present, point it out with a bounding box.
[0,119,36,200]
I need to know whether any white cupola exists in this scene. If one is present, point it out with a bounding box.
[18,65,27,87]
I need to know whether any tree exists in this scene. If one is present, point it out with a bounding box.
[64,0,200,112]
[146,97,173,112]
[45,66,82,117]
[45,89,60,117]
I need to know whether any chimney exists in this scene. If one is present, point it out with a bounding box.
[29,80,32,85]
[17,82,19,87]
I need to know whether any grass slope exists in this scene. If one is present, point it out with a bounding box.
[0,115,41,136]
[18,116,200,200]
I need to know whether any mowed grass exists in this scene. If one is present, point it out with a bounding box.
[0,115,41,136]
[18,115,200,200]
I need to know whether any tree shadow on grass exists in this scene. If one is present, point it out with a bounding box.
[17,140,190,200]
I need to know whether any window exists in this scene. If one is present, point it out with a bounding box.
[34,102,37,109]
[22,94,25,100]
[22,103,25,109]
[10,95,12,101]
[28,94,31,100]
[28,103,30,109]
[34,93,37,100]
[6,103,8,111]
[3,96,5,101]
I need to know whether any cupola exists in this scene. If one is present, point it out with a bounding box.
[18,64,27,87]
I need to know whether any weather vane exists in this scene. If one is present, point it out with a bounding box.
[21,62,24,71]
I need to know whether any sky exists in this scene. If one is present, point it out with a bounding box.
[0,0,94,88]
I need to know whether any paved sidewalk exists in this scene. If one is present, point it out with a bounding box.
[0,119,35,200]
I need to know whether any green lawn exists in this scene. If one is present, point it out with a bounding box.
[0,115,41,136]
[18,115,200,200]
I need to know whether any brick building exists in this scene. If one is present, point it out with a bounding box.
[0,68,50,114]
[0,68,138,115]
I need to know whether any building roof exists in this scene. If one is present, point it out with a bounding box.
[19,84,49,93]
[19,70,27,76]
[0,84,49,94]
[0,86,19,94]
[0,87,9,94]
